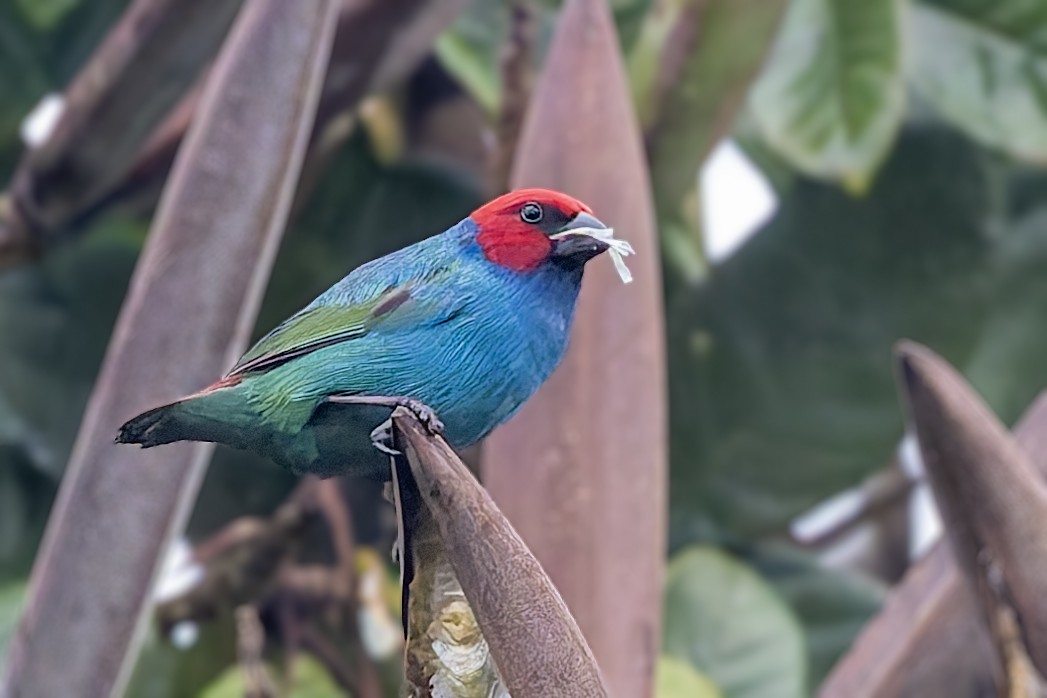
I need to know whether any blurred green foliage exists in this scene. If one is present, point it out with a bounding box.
[2,0,1047,695]
[199,656,342,698]
[663,546,806,698]
[655,656,722,698]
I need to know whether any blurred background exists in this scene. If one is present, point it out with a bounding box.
[0,0,1045,696]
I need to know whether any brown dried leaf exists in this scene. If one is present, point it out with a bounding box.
[395,409,609,698]
[1,0,470,265]
[483,0,667,696]
[896,342,1047,689]
[5,0,242,246]
[0,2,340,696]
[821,344,1047,697]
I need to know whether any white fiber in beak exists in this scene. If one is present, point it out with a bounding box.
[550,227,636,284]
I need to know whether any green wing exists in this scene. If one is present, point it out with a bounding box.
[228,283,420,377]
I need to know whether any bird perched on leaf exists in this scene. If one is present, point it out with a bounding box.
[116,188,634,478]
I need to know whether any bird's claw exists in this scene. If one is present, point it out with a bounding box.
[370,419,401,456]
[395,397,444,436]
[337,394,441,454]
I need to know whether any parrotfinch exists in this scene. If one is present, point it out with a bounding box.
[116,188,630,478]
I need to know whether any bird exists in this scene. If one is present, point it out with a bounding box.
[116,188,626,478]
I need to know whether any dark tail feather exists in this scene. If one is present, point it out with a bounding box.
[116,401,188,447]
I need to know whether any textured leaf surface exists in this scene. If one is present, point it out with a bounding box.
[663,546,806,698]
[750,0,904,189]
[747,544,886,686]
[908,0,1047,162]
[669,127,995,537]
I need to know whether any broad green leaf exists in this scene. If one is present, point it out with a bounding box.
[656,655,722,698]
[199,664,259,698]
[0,581,27,676]
[637,0,788,205]
[907,0,1047,162]
[663,546,806,698]
[964,171,1047,422]
[633,0,787,282]
[750,0,904,191]
[199,655,342,698]
[745,544,886,686]
[124,623,238,698]
[0,219,141,478]
[287,655,346,698]
[436,32,502,115]
[668,126,996,538]
[435,1,566,115]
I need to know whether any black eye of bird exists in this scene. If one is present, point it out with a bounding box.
[520,202,543,224]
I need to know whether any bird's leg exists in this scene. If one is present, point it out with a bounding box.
[325,395,444,435]
[326,394,443,457]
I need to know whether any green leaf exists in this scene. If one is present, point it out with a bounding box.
[436,0,651,115]
[663,546,807,698]
[668,126,996,538]
[633,0,787,282]
[750,0,904,191]
[435,1,561,115]
[16,0,81,29]
[745,544,886,686]
[199,665,252,698]
[0,3,50,178]
[964,172,1047,423]
[124,622,238,698]
[436,33,501,115]
[656,655,722,698]
[638,0,788,205]
[288,655,345,697]
[0,219,141,478]
[907,0,1047,162]
[0,581,27,676]
[199,655,342,698]
[0,467,28,563]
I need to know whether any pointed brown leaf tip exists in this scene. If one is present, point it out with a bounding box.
[891,339,1047,682]
[893,339,933,394]
[893,340,962,424]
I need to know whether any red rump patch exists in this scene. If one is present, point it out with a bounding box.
[201,373,243,393]
[472,188,592,272]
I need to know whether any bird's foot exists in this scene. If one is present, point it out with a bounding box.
[370,419,400,456]
[392,397,444,436]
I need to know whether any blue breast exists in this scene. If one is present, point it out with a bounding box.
[426,244,584,445]
[378,224,585,445]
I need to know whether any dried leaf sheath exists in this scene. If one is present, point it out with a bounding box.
[390,408,608,698]
[1,3,340,696]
